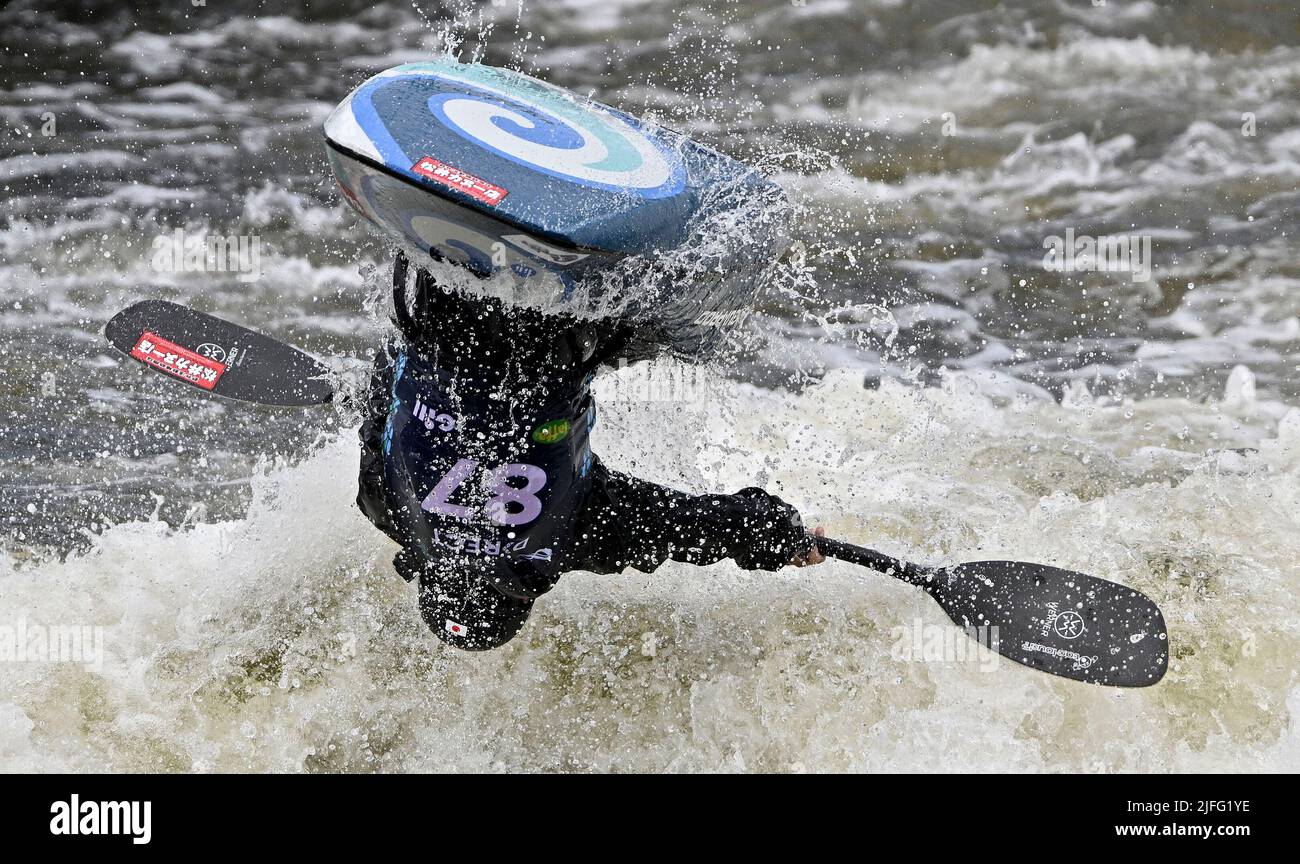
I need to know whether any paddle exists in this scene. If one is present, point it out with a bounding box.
[815,536,1168,687]
[105,300,1171,686]
[105,300,334,406]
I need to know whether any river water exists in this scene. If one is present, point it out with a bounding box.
[1,0,1297,771]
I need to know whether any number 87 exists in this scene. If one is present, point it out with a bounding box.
[421,458,547,527]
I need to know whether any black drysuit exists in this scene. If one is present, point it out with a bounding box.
[357,256,812,649]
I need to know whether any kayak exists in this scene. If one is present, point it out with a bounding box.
[323,59,790,354]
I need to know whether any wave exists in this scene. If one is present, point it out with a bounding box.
[2,365,1296,772]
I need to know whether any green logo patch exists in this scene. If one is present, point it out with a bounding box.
[532,418,571,445]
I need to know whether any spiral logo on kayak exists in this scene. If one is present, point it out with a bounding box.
[395,62,684,197]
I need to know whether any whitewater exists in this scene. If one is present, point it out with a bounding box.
[2,0,1298,773]
[3,360,1297,772]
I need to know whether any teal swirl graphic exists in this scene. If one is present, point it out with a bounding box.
[389,61,685,197]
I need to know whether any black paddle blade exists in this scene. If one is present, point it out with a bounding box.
[928,561,1168,687]
[106,300,333,406]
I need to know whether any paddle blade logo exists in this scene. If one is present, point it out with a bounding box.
[1039,600,1086,641]
[1053,610,1086,640]
[130,332,226,390]
[195,342,227,363]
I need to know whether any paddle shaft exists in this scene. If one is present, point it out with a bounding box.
[814,535,935,587]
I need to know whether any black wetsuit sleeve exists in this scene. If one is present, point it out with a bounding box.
[356,344,400,545]
[568,458,814,575]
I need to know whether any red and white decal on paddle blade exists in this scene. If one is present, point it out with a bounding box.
[130,331,226,390]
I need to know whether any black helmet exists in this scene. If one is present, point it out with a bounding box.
[397,551,535,651]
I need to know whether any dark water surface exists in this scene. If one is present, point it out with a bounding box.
[1,0,1296,550]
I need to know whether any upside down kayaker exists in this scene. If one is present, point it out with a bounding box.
[327,60,823,649]
[103,60,1171,684]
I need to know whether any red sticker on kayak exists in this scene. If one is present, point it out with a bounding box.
[411,156,508,206]
[130,332,226,390]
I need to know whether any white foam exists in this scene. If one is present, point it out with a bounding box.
[3,368,1297,772]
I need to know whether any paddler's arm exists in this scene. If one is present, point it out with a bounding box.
[566,458,824,575]
[790,526,827,566]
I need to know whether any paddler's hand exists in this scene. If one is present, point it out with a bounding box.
[790,526,826,567]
